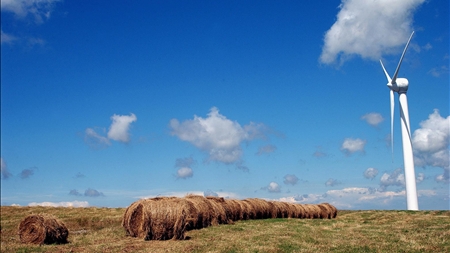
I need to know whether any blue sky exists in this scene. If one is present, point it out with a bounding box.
[1,0,449,210]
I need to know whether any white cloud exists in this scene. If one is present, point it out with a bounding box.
[170,107,267,164]
[435,171,449,184]
[107,113,137,143]
[341,138,366,155]
[1,0,62,23]
[380,168,405,190]
[412,109,449,183]
[364,167,379,179]
[28,200,89,207]
[413,110,449,154]
[416,173,425,183]
[1,157,13,180]
[84,127,111,149]
[84,113,137,148]
[176,167,193,179]
[361,113,384,127]
[320,0,425,64]
[283,174,299,185]
[379,168,426,190]
[267,182,281,193]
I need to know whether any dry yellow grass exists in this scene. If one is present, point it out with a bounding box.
[1,206,449,252]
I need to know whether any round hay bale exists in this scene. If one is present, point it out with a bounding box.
[243,199,262,219]
[185,195,216,228]
[321,203,338,218]
[289,203,306,218]
[237,199,254,220]
[223,199,243,221]
[122,199,146,237]
[304,204,321,218]
[206,196,231,224]
[270,201,291,218]
[317,203,331,219]
[245,198,276,219]
[302,204,315,219]
[205,196,228,224]
[18,214,68,245]
[142,197,190,240]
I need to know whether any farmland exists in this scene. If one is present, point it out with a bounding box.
[1,205,449,253]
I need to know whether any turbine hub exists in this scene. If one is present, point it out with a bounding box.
[387,78,409,93]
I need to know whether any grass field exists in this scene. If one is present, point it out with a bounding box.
[1,206,449,253]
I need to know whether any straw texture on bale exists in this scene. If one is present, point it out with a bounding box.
[185,195,216,229]
[142,198,191,240]
[205,196,230,225]
[18,214,68,245]
[122,195,338,241]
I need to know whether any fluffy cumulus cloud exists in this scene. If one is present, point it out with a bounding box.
[1,158,12,180]
[341,138,366,156]
[380,168,405,190]
[28,201,89,208]
[364,167,379,180]
[170,107,267,164]
[84,113,137,148]
[283,174,299,185]
[412,110,449,183]
[263,182,281,193]
[361,113,384,127]
[379,168,425,191]
[320,0,425,65]
[107,113,137,143]
[1,0,62,23]
[176,167,194,179]
[174,157,195,179]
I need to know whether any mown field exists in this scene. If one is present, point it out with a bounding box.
[1,206,449,253]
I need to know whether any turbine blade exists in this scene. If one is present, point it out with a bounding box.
[392,31,415,84]
[399,94,412,141]
[390,89,395,161]
[380,60,392,83]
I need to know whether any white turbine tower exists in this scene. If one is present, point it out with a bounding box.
[380,31,419,211]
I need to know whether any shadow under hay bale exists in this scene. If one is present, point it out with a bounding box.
[18,214,69,245]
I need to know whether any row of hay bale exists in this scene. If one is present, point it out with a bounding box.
[18,214,69,245]
[122,195,337,240]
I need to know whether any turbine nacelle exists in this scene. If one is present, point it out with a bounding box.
[387,77,409,93]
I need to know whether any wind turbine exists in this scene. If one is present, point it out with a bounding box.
[380,31,419,210]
